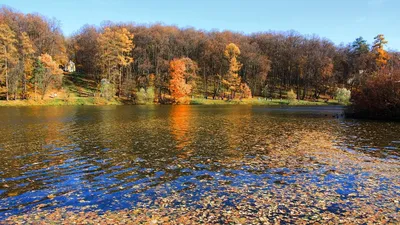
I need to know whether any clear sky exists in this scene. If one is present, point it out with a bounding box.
[2,0,399,50]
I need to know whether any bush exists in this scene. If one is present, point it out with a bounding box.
[350,69,400,120]
[287,89,297,102]
[136,88,155,104]
[100,79,114,100]
[240,83,252,99]
[335,88,351,105]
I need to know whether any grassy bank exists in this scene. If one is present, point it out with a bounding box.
[0,97,123,107]
[0,72,342,107]
[0,97,340,107]
[190,97,340,106]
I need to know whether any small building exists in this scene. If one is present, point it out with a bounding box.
[64,60,76,72]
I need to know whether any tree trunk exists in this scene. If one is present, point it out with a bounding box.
[296,74,300,100]
[118,67,122,98]
[5,46,9,101]
[34,80,37,101]
[302,85,307,100]
[22,58,26,100]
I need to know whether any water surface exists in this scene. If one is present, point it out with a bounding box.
[0,105,399,220]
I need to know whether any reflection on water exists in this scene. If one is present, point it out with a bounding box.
[170,105,192,152]
[0,105,398,219]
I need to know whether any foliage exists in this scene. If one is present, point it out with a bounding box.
[0,6,68,101]
[169,58,197,102]
[287,89,297,102]
[240,83,252,99]
[0,22,18,100]
[335,87,351,105]
[350,69,400,120]
[19,31,35,99]
[1,5,400,112]
[223,43,242,98]
[35,53,63,99]
[97,27,134,97]
[136,87,155,104]
[372,34,389,68]
[352,37,369,54]
[100,78,113,100]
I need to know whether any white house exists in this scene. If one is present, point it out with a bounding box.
[64,60,76,72]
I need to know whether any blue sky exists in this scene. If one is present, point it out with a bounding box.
[2,0,399,50]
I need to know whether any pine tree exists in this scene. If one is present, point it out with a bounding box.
[352,37,370,55]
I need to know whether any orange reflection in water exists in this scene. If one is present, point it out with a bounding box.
[170,105,193,157]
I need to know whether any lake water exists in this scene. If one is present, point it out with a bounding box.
[0,105,399,222]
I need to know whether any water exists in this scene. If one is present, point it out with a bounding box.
[0,105,399,220]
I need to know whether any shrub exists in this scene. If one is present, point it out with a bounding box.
[136,88,155,104]
[147,87,155,103]
[287,89,297,102]
[350,69,400,120]
[335,88,351,105]
[240,83,252,99]
[100,79,114,100]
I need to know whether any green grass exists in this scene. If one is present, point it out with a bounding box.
[0,97,123,107]
[190,97,340,106]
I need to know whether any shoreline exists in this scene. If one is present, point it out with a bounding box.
[0,97,341,107]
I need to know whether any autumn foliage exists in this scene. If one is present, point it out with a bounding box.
[169,58,197,102]
[0,6,67,100]
[372,34,389,68]
[351,69,400,120]
[1,5,400,111]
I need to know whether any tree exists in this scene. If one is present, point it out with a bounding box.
[36,53,63,99]
[240,83,252,99]
[335,87,351,104]
[0,23,18,100]
[19,32,35,99]
[352,37,369,55]
[169,58,193,102]
[287,89,297,102]
[351,69,400,119]
[97,27,134,97]
[32,58,45,100]
[224,43,242,99]
[372,34,389,68]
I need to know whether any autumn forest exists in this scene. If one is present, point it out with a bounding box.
[1,6,399,118]
[1,3,400,224]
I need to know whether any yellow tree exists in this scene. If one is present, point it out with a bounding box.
[372,34,389,68]
[224,43,242,99]
[0,23,18,101]
[97,27,134,97]
[19,32,35,99]
[37,53,63,99]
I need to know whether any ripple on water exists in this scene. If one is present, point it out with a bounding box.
[0,106,399,221]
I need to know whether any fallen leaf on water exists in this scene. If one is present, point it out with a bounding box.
[8,192,18,197]
[47,194,56,199]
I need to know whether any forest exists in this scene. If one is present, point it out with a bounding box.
[0,6,399,117]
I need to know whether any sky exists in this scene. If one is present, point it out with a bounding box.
[2,0,399,50]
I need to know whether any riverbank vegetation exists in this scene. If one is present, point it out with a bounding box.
[0,6,399,115]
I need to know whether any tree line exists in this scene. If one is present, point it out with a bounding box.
[0,7,65,100]
[1,6,399,106]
